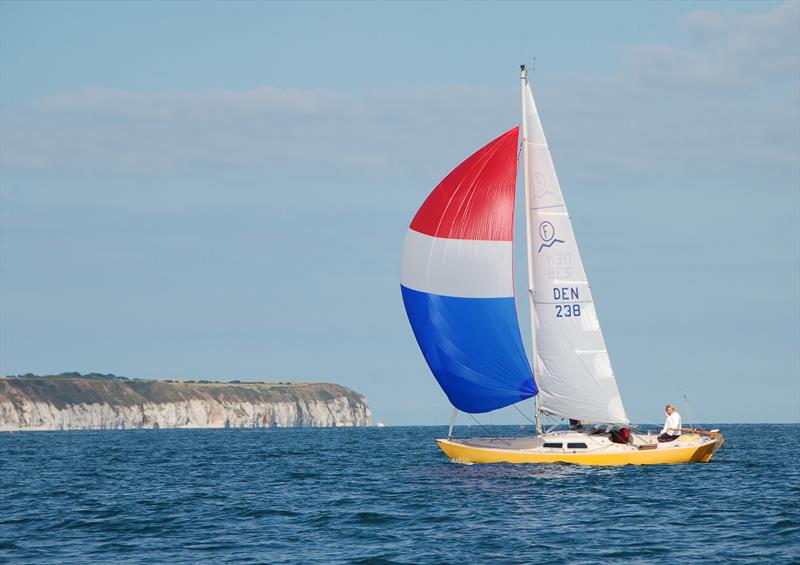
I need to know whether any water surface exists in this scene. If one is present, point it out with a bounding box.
[1,424,798,563]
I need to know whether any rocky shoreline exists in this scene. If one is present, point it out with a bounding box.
[0,374,371,431]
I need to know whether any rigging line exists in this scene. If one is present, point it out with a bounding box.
[683,394,706,432]
[630,417,662,428]
[466,413,513,446]
[544,415,564,434]
[627,411,666,429]
[513,403,537,426]
[683,394,695,432]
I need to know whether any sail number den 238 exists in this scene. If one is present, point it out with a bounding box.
[553,287,581,318]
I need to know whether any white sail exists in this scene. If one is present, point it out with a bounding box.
[521,77,629,425]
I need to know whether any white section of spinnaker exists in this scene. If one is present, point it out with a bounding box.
[521,77,629,425]
[400,229,514,298]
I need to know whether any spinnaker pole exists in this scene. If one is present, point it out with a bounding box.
[448,408,458,438]
[520,64,542,435]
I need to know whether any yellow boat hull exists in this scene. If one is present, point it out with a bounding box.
[437,434,723,466]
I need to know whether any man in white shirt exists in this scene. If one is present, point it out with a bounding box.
[658,404,682,442]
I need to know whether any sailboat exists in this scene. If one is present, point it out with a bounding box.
[400,66,724,465]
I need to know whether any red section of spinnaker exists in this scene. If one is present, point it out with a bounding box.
[410,126,519,242]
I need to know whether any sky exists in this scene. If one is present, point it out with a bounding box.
[1,0,798,425]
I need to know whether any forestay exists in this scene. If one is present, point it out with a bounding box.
[521,79,629,425]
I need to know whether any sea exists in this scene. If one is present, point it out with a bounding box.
[1,424,798,564]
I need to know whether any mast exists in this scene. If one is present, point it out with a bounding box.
[520,64,542,435]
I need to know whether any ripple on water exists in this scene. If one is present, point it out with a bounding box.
[0,424,798,564]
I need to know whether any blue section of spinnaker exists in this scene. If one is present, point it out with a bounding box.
[401,285,537,413]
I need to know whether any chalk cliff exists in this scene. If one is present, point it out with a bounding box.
[0,374,371,431]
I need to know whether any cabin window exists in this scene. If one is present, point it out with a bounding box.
[543,442,563,448]
[567,442,588,449]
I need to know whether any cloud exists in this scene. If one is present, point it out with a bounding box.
[1,85,514,178]
[1,2,797,186]
[627,1,799,91]
[541,1,799,183]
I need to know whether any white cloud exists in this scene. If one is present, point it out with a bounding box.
[1,85,513,178]
[626,1,799,91]
[542,1,799,183]
[1,2,797,186]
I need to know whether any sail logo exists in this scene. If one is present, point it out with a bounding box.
[533,171,557,199]
[538,221,564,253]
[533,172,547,195]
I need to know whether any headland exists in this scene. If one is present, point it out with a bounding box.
[0,373,371,431]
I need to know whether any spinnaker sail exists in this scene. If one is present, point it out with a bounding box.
[400,127,537,413]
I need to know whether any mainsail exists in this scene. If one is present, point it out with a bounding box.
[400,127,537,413]
[521,73,629,424]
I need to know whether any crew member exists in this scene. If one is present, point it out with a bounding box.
[569,418,583,430]
[658,404,682,442]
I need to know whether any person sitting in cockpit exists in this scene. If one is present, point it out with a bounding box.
[658,404,682,442]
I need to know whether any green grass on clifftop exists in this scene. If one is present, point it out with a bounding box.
[0,373,365,409]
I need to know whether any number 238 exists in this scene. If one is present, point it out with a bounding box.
[555,304,581,318]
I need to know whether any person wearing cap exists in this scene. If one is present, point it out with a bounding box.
[658,404,682,442]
